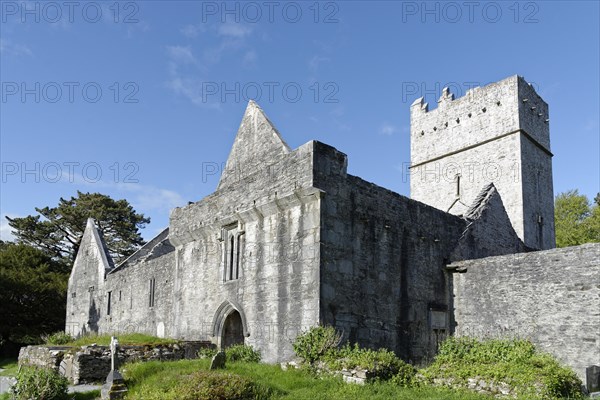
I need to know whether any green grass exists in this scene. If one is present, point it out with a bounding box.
[0,359,18,377]
[49,333,179,347]
[122,359,491,400]
[71,390,100,399]
[0,391,100,400]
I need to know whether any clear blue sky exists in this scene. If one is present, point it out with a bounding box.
[1,0,599,240]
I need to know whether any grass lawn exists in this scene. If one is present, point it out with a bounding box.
[0,391,100,400]
[50,333,179,347]
[0,359,18,377]
[123,359,491,400]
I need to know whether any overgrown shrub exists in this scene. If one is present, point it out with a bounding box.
[390,362,419,388]
[196,347,217,359]
[293,326,343,365]
[421,337,583,399]
[42,332,74,345]
[10,366,69,400]
[326,343,416,383]
[133,370,271,400]
[225,344,261,363]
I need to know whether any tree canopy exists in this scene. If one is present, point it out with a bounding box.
[0,241,69,345]
[554,190,600,248]
[6,191,149,265]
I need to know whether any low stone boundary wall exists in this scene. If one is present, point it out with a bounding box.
[19,341,213,384]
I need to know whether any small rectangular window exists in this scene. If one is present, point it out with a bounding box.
[149,278,156,307]
[119,290,122,301]
[71,292,76,298]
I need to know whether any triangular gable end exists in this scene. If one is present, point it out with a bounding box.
[217,101,291,190]
[68,218,115,293]
[80,218,114,272]
[450,183,527,261]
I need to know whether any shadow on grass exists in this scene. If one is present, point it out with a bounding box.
[72,390,101,400]
[0,359,18,377]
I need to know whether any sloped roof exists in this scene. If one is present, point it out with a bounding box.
[108,227,173,274]
[464,182,497,220]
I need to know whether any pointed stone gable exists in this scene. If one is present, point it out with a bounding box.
[78,218,114,272]
[217,100,291,190]
[450,184,527,261]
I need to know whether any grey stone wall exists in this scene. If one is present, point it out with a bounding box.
[449,243,600,381]
[312,141,523,363]
[410,75,555,250]
[168,139,322,363]
[102,241,175,338]
[19,342,210,384]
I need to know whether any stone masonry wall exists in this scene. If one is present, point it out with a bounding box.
[167,140,322,363]
[313,141,464,363]
[19,342,210,384]
[449,243,600,381]
[101,249,175,338]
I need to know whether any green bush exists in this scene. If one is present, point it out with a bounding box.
[196,347,217,359]
[292,326,343,365]
[42,332,74,345]
[421,337,583,399]
[326,343,416,383]
[225,344,261,363]
[390,362,419,388]
[133,370,271,400]
[10,366,69,400]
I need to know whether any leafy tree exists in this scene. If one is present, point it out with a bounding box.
[554,190,600,248]
[0,241,69,347]
[6,191,149,265]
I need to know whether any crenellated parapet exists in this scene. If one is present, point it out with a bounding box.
[410,75,551,166]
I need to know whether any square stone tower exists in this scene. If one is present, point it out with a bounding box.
[410,75,555,250]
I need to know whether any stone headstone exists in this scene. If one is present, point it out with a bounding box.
[110,336,119,371]
[101,337,128,400]
[101,371,128,400]
[210,351,226,370]
[587,365,600,393]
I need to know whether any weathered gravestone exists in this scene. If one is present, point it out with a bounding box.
[101,337,128,400]
[210,351,226,370]
[587,365,600,394]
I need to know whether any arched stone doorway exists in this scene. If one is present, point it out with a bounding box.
[222,310,244,348]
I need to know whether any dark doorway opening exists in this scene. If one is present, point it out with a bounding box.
[222,310,244,348]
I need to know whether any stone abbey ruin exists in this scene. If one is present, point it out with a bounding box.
[65,75,599,386]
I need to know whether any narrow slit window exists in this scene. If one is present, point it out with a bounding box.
[455,174,461,197]
[229,234,235,280]
[149,278,156,307]
[107,291,112,316]
[236,234,241,279]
